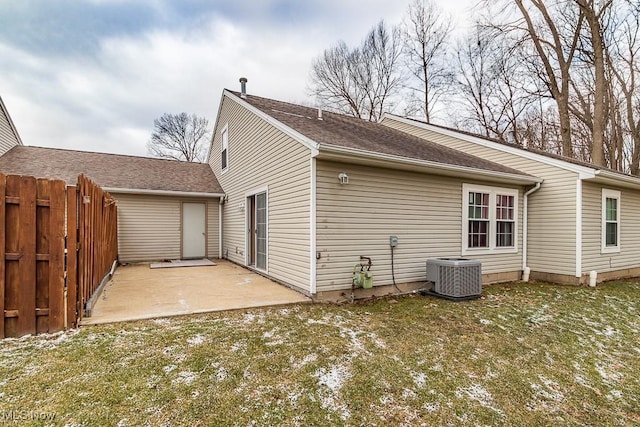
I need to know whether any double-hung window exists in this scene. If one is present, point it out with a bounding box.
[463,184,518,254]
[221,124,229,172]
[601,189,620,253]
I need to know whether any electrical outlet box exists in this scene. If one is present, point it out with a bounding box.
[389,236,398,247]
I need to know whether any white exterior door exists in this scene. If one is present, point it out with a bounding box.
[182,202,206,259]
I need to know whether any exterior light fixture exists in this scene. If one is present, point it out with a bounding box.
[338,172,349,184]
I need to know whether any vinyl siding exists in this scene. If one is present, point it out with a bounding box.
[0,104,20,156]
[209,96,311,292]
[113,193,219,262]
[315,160,524,292]
[582,181,640,273]
[383,118,578,276]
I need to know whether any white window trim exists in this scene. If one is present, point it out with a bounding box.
[221,123,229,174]
[601,188,621,254]
[462,184,519,256]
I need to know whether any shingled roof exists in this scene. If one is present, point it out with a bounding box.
[0,146,223,194]
[229,91,535,179]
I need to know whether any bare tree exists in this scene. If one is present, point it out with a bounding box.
[309,21,403,121]
[147,113,210,162]
[402,0,453,122]
[511,0,585,158]
[455,26,538,142]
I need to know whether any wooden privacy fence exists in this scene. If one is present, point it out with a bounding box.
[76,174,118,320]
[0,173,117,338]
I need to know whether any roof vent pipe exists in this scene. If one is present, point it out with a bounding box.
[318,108,323,120]
[239,77,248,99]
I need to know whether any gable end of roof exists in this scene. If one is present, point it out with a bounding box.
[221,90,320,153]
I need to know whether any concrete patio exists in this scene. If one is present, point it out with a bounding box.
[80,260,310,325]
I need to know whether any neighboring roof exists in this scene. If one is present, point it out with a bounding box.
[223,90,539,184]
[0,95,23,146]
[0,146,223,195]
[384,114,640,185]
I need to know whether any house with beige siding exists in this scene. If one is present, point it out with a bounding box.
[4,85,640,299]
[208,89,542,297]
[0,146,223,263]
[381,115,640,285]
[0,96,23,156]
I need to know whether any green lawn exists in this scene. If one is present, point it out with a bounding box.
[1,281,639,426]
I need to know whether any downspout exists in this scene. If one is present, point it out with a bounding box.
[522,181,542,279]
[575,178,583,279]
[219,196,224,259]
[309,156,317,294]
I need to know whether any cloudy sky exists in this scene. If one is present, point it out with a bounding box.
[0,0,475,157]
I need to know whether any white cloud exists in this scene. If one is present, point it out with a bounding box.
[0,0,473,157]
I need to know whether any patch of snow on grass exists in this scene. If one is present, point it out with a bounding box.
[402,388,417,400]
[479,318,492,325]
[231,340,246,353]
[187,334,205,346]
[292,353,318,369]
[607,390,622,400]
[529,304,553,325]
[313,364,351,420]
[211,362,228,381]
[455,384,504,416]
[173,370,198,385]
[116,419,127,427]
[241,312,266,325]
[423,402,440,413]
[288,389,303,404]
[262,328,276,339]
[370,333,387,349]
[528,376,565,411]
[595,361,623,383]
[146,375,161,389]
[163,364,177,374]
[262,328,285,346]
[152,318,171,326]
[410,371,426,388]
[602,326,616,337]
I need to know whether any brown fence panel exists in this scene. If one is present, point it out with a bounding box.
[1,174,116,337]
[1,174,67,338]
[76,175,117,320]
[66,186,78,329]
[36,178,66,333]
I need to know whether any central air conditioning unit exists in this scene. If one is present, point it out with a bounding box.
[426,258,482,300]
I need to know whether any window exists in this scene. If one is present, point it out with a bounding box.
[468,192,489,248]
[601,189,620,253]
[221,124,228,172]
[462,184,518,254]
[496,194,515,247]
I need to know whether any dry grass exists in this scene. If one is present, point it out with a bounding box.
[1,280,639,426]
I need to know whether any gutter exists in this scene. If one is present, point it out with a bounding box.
[594,169,640,189]
[522,181,542,272]
[318,143,542,185]
[103,187,225,198]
